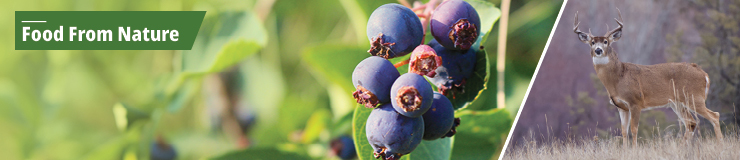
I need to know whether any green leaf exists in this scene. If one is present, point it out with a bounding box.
[207,40,261,72]
[331,107,355,136]
[300,109,331,144]
[81,135,128,160]
[168,11,267,106]
[404,138,453,160]
[352,106,375,160]
[352,106,453,160]
[182,11,266,74]
[451,109,512,160]
[209,147,310,160]
[302,44,369,94]
[465,0,501,44]
[446,48,490,110]
[166,78,199,112]
[112,103,150,131]
[240,58,286,124]
[339,0,368,45]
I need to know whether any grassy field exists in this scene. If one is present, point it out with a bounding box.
[503,128,740,159]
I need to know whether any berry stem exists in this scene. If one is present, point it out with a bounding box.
[420,0,437,35]
[416,13,428,18]
[207,74,251,149]
[397,0,412,8]
[253,0,276,21]
[410,4,427,12]
[497,0,511,109]
[402,0,438,35]
[424,0,438,16]
[394,59,410,68]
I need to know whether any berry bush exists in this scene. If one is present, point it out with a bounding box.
[343,0,508,159]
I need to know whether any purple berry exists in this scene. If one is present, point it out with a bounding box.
[427,39,476,97]
[391,73,433,118]
[366,104,424,160]
[367,3,424,59]
[430,0,481,50]
[235,107,257,133]
[330,135,357,160]
[409,45,442,77]
[353,56,401,108]
[422,93,460,140]
[151,137,177,160]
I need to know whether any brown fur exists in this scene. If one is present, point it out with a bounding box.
[573,9,723,148]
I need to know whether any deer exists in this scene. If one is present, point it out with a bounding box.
[573,8,723,147]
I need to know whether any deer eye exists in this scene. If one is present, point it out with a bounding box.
[591,41,594,45]
[604,40,608,44]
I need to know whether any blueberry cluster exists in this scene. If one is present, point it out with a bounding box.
[353,1,480,159]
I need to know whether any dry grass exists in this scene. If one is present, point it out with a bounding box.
[503,130,740,160]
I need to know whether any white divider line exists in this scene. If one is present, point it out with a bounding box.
[497,0,568,159]
[21,21,47,23]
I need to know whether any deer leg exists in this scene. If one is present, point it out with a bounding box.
[629,108,641,147]
[618,108,630,148]
[694,101,723,140]
[679,108,697,142]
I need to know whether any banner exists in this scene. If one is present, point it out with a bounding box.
[15,11,205,50]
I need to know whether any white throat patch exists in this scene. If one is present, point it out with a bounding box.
[593,56,609,65]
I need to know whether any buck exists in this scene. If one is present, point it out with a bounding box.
[573,8,723,147]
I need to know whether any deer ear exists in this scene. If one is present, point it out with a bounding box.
[608,30,622,42]
[577,32,592,44]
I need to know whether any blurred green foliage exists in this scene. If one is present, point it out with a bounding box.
[0,0,560,159]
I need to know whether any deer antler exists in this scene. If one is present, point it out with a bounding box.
[605,8,624,37]
[573,11,584,34]
[574,11,593,42]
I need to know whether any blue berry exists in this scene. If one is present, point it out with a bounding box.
[151,137,177,160]
[431,0,481,50]
[391,73,433,118]
[422,93,459,140]
[235,107,257,133]
[367,3,424,59]
[366,104,424,160]
[331,135,357,160]
[353,56,401,108]
[427,39,476,97]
